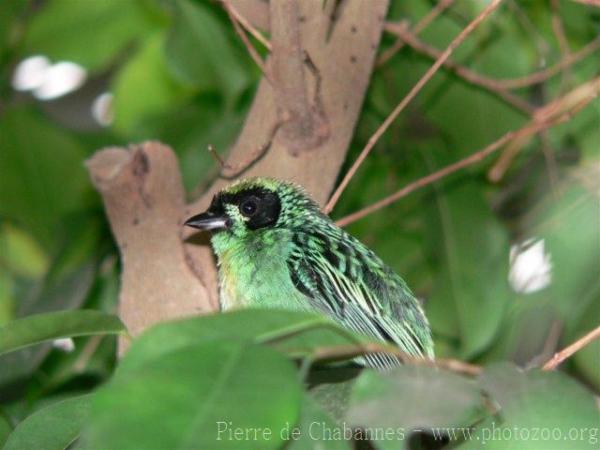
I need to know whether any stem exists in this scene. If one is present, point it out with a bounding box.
[542,324,600,371]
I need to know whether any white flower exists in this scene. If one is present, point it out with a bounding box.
[509,238,552,294]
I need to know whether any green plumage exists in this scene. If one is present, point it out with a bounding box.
[186,177,434,369]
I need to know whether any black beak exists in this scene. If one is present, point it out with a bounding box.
[184,211,229,231]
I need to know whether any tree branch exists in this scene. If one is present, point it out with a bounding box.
[86,143,217,351]
[270,0,328,154]
[88,1,391,343]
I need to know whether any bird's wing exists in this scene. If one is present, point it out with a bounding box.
[287,232,433,369]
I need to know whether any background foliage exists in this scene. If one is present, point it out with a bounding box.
[0,0,598,449]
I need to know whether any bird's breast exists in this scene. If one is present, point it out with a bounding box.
[216,236,303,311]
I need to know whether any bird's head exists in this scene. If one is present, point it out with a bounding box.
[185,177,322,236]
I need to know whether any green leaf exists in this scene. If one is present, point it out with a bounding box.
[111,32,189,137]
[165,0,251,102]
[461,363,599,449]
[425,177,512,358]
[0,412,11,448]
[0,310,125,356]
[0,108,89,249]
[117,309,365,373]
[347,365,485,450]
[81,341,302,450]
[24,0,153,71]
[426,72,525,155]
[3,395,91,450]
[535,182,600,332]
[1,234,104,386]
[0,264,96,386]
[285,395,351,450]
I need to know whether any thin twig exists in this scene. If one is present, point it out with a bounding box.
[489,75,600,181]
[493,36,600,89]
[256,315,482,377]
[551,0,573,91]
[298,342,482,376]
[386,24,533,114]
[542,324,600,371]
[335,114,569,227]
[324,0,504,214]
[221,0,271,51]
[525,320,562,370]
[570,0,600,6]
[219,120,283,179]
[207,144,227,168]
[377,0,455,66]
[223,0,272,82]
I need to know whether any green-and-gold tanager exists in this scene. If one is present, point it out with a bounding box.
[185,177,433,368]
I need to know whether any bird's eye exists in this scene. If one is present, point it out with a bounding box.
[240,198,259,217]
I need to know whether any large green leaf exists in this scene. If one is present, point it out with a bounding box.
[424,177,512,358]
[23,0,153,71]
[460,363,599,450]
[535,182,600,332]
[117,309,366,373]
[81,341,302,450]
[347,365,486,450]
[0,108,89,249]
[3,395,91,450]
[165,0,251,103]
[0,310,125,356]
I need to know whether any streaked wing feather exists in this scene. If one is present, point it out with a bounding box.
[288,231,433,369]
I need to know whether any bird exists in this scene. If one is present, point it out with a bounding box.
[185,177,433,369]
